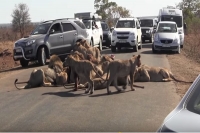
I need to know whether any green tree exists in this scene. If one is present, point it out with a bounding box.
[11,3,31,38]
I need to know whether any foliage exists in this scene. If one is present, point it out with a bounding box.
[94,0,132,27]
[11,3,31,38]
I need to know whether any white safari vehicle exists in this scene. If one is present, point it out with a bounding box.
[111,17,142,52]
[152,21,181,54]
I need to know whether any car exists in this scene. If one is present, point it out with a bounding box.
[13,18,89,67]
[157,74,200,132]
[152,21,181,54]
[101,21,111,48]
[139,18,157,43]
[111,17,142,52]
[75,12,103,51]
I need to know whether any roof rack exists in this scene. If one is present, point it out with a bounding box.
[42,18,77,23]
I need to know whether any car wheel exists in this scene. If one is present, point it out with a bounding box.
[180,45,183,48]
[133,38,138,52]
[138,43,142,49]
[38,47,46,66]
[20,59,29,67]
[111,46,116,52]
[90,39,94,46]
[98,39,103,51]
[142,39,145,44]
[176,46,181,54]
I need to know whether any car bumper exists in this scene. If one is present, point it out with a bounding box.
[111,37,137,47]
[13,46,36,61]
[153,41,180,51]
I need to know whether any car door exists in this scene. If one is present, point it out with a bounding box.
[136,20,142,43]
[61,22,77,53]
[47,23,64,55]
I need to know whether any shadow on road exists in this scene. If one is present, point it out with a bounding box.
[0,62,50,73]
[42,90,87,98]
[141,50,177,55]
[89,90,133,97]
[101,48,135,55]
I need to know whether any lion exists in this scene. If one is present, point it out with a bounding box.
[103,54,142,95]
[63,54,106,94]
[48,54,63,73]
[134,64,193,83]
[79,39,101,61]
[14,67,68,90]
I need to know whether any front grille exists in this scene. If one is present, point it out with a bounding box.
[15,42,27,47]
[160,39,173,44]
[117,32,129,35]
[103,34,108,39]
[117,36,129,39]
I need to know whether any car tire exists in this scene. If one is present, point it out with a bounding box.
[98,39,103,51]
[133,38,138,52]
[138,43,142,49]
[111,46,116,52]
[142,39,145,44]
[37,47,46,66]
[90,39,94,46]
[20,59,29,67]
[180,45,183,48]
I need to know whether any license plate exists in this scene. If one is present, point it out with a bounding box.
[16,49,21,52]
[162,44,170,47]
[119,40,127,43]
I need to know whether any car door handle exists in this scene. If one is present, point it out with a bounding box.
[74,33,77,36]
[60,35,63,38]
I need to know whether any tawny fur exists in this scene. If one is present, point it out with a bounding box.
[63,55,105,94]
[48,54,63,73]
[14,67,68,90]
[134,64,193,83]
[104,54,142,94]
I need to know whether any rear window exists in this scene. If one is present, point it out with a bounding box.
[74,21,86,29]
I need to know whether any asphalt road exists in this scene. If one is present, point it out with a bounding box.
[0,43,181,132]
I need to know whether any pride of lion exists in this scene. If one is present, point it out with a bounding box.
[14,39,193,95]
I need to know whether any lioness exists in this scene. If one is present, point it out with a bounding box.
[14,67,68,90]
[104,54,142,94]
[134,64,193,83]
[48,54,63,73]
[63,54,105,94]
[79,39,101,61]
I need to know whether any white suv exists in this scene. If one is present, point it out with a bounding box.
[111,17,142,52]
[152,21,180,54]
[82,19,103,51]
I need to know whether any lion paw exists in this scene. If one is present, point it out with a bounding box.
[131,88,136,91]
[107,91,111,95]
[90,91,93,95]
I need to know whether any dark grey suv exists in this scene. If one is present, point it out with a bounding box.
[13,18,89,67]
[101,21,111,48]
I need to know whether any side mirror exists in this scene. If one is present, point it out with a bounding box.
[49,29,55,34]
[110,27,114,32]
[137,26,140,29]
[153,25,157,29]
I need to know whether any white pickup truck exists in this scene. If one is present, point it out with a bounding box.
[111,17,142,52]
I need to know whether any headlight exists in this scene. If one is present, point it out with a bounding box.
[173,38,179,43]
[112,31,117,36]
[130,32,135,38]
[26,40,35,46]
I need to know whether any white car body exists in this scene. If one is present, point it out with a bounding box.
[158,6,184,48]
[111,17,142,52]
[152,21,180,53]
[74,12,103,49]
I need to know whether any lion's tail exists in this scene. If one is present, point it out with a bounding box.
[92,65,106,81]
[169,72,193,83]
[14,79,27,90]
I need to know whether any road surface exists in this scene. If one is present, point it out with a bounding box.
[0,43,181,132]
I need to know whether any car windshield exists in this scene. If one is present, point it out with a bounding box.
[157,23,177,33]
[161,15,182,28]
[140,19,153,27]
[101,23,109,31]
[187,79,200,115]
[116,20,135,28]
[82,20,91,29]
[31,23,52,35]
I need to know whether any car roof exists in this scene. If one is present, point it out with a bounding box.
[119,17,138,21]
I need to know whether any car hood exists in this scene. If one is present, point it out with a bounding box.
[163,109,200,132]
[156,33,178,40]
[16,34,46,43]
[114,28,135,33]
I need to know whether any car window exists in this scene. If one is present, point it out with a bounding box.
[187,81,200,115]
[101,23,109,30]
[157,23,177,33]
[62,23,76,32]
[49,23,62,34]
[116,20,135,28]
[74,21,86,29]
[31,23,52,35]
